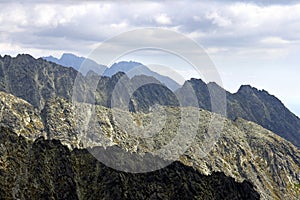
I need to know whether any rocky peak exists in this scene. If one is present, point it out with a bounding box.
[186,77,207,86]
[237,85,258,94]
[176,77,300,148]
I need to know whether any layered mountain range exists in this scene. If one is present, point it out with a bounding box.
[1,54,299,148]
[0,54,300,199]
[43,53,180,91]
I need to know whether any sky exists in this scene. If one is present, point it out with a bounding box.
[0,0,299,116]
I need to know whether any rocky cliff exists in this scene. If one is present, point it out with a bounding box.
[0,54,79,109]
[177,79,300,148]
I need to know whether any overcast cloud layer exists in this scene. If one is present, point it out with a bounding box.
[0,0,299,115]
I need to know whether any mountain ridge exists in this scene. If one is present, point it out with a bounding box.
[1,54,299,148]
[43,54,181,91]
[43,53,107,75]
[1,91,300,199]
[177,79,300,148]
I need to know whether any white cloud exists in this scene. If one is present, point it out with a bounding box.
[187,31,206,39]
[110,22,128,29]
[227,3,300,35]
[154,13,172,25]
[261,37,291,45]
[206,11,232,27]
[1,1,300,54]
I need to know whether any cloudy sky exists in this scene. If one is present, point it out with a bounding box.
[0,0,300,115]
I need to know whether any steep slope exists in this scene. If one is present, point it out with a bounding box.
[43,53,107,75]
[0,54,129,111]
[0,127,259,200]
[93,72,180,112]
[176,78,212,109]
[0,54,82,109]
[228,85,300,148]
[177,79,300,148]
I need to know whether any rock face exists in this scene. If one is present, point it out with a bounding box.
[177,79,300,148]
[0,54,79,109]
[0,127,260,200]
[1,92,298,199]
[0,55,178,113]
[228,85,300,148]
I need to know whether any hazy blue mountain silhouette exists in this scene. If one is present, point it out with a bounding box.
[44,54,180,91]
[43,53,107,75]
[103,61,181,91]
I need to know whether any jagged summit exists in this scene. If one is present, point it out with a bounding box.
[186,77,207,84]
[43,54,181,91]
[207,81,224,88]
[0,53,35,61]
[237,84,257,92]
[178,77,300,148]
[236,85,271,97]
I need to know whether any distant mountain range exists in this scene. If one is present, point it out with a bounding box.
[43,53,107,75]
[43,53,181,91]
